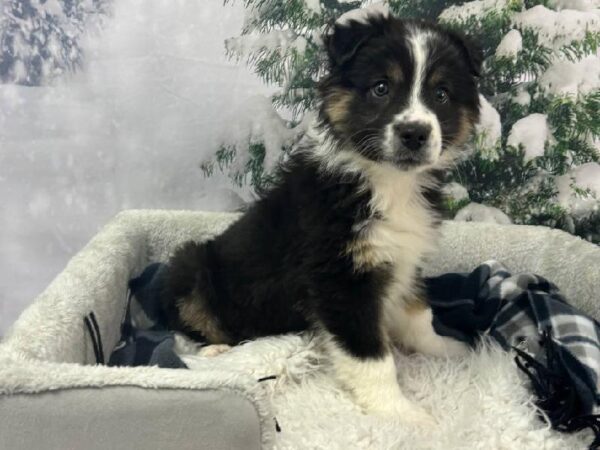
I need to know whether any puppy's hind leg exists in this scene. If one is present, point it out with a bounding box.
[393,302,469,358]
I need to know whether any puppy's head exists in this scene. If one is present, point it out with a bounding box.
[318,11,481,171]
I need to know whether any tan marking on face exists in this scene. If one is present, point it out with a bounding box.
[177,292,232,344]
[428,69,444,87]
[388,63,404,83]
[325,88,353,131]
[450,107,477,147]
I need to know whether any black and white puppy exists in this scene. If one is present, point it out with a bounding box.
[165,10,481,425]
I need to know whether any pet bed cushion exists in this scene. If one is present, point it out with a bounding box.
[114,257,600,438]
[1,210,600,449]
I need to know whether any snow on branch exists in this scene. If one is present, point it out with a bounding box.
[512,5,600,50]
[213,95,309,177]
[439,0,509,23]
[507,114,554,162]
[226,30,308,60]
[556,162,600,218]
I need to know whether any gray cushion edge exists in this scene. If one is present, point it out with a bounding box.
[0,385,265,450]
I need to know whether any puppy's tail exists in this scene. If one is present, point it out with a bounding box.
[161,240,215,332]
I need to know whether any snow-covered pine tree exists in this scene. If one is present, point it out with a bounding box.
[439,0,600,243]
[204,0,600,243]
[200,0,364,192]
[0,0,108,85]
[201,0,457,193]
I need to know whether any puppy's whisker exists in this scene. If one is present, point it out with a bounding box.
[337,129,382,151]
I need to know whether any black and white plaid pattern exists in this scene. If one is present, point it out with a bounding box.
[429,260,600,423]
[108,263,187,369]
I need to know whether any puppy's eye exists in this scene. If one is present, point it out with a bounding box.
[435,87,449,104]
[371,81,389,97]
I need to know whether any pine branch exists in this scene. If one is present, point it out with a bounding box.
[231,0,328,33]
[483,29,552,96]
[559,31,600,63]
[440,4,518,60]
[389,0,462,20]
[548,91,600,146]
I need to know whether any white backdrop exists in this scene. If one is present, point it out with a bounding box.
[0,0,268,335]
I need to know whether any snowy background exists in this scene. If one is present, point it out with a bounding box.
[2,0,598,337]
[0,0,269,336]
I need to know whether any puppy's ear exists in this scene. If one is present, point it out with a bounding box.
[447,30,483,77]
[324,20,377,66]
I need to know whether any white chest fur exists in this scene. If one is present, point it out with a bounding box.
[310,141,439,299]
[350,163,439,310]
[354,164,437,267]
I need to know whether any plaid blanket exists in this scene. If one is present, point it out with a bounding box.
[99,260,600,447]
[108,263,186,369]
[428,260,600,445]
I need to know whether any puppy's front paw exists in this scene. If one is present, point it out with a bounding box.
[198,344,232,357]
[393,403,436,428]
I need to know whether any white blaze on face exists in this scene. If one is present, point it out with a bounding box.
[386,28,443,166]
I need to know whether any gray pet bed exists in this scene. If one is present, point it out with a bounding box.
[1,210,599,450]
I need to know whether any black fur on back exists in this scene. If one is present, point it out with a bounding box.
[165,151,443,357]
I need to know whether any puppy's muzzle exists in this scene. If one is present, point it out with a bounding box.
[394,121,432,153]
[391,121,434,168]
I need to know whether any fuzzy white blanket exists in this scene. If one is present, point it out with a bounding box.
[179,332,592,449]
[2,210,599,450]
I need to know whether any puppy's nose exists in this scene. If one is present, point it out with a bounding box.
[394,122,431,151]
